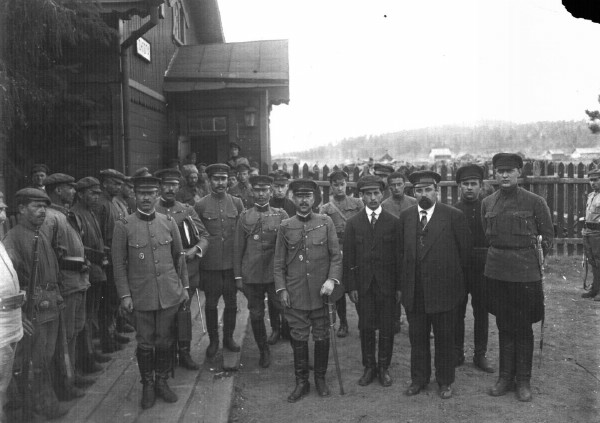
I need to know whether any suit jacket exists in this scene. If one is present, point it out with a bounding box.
[399,202,472,314]
[343,209,401,296]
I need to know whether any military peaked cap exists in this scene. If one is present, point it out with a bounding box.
[269,170,291,183]
[99,169,125,181]
[373,163,394,175]
[409,170,441,188]
[290,179,317,195]
[588,168,600,178]
[15,188,51,205]
[328,170,349,182]
[44,173,76,188]
[206,163,230,177]
[230,142,241,150]
[76,177,102,192]
[31,164,49,175]
[249,175,274,187]
[131,168,160,190]
[154,168,182,183]
[357,175,385,191]
[455,164,484,183]
[492,153,523,170]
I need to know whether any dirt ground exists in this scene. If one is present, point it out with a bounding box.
[229,256,599,423]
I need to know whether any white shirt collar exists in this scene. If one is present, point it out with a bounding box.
[417,202,436,223]
[365,206,382,222]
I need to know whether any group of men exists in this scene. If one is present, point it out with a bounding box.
[0,150,558,420]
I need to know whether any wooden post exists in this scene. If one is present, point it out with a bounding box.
[556,163,565,256]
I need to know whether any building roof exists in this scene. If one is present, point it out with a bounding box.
[429,148,453,156]
[164,40,289,104]
[573,147,600,154]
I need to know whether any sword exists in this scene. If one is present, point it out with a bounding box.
[326,295,345,395]
[536,235,545,369]
[195,288,206,333]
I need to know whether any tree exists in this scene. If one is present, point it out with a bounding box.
[585,96,600,134]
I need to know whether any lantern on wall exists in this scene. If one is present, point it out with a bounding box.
[244,107,257,128]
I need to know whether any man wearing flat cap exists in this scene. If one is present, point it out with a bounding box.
[343,175,401,388]
[41,173,92,400]
[399,170,471,399]
[71,177,112,374]
[154,168,209,371]
[234,175,289,368]
[30,164,49,191]
[3,188,70,419]
[228,163,254,209]
[319,170,363,338]
[483,153,553,402]
[453,164,495,373]
[195,164,244,359]
[373,163,395,200]
[274,179,342,402]
[581,168,600,301]
[227,142,250,171]
[112,169,190,409]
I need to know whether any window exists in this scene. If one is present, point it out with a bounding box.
[189,117,228,135]
[172,1,187,45]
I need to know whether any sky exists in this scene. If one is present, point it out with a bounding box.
[218,0,600,155]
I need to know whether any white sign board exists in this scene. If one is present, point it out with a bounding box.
[136,37,151,62]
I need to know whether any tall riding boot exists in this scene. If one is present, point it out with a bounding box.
[314,339,330,397]
[33,367,70,420]
[136,348,156,409]
[358,330,377,386]
[178,341,200,370]
[336,295,348,338]
[251,319,271,368]
[515,334,534,402]
[223,307,240,352]
[205,308,219,358]
[155,348,178,403]
[287,339,310,402]
[377,335,394,387]
[267,297,281,345]
[489,331,516,396]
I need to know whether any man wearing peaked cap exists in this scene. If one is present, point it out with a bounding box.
[154,167,209,371]
[453,164,495,373]
[320,170,363,338]
[399,167,471,399]
[229,163,254,209]
[194,163,244,360]
[233,174,288,368]
[344,174,400,388]
[482,152,553,402]
[582,168,600,302]
[273,177,342,402]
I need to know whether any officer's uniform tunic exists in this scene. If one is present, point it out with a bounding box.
[112,211,188,349]
[582,190,600,295]
[381,195,417,219]
[228,182,254,209]
[319,196,363,249]
[273,213,342,341]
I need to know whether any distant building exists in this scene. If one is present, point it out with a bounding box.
[379,152,393,163]
[571,148,600,160]
[429,148,453,162]
[543,150,567,161]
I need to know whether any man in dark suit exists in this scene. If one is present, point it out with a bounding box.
[399,170,472,399]
[344,175,401,388]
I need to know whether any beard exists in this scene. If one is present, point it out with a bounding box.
[418,196,434,209]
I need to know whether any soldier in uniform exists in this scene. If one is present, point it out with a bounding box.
[344,175,401,388]
[3,188,69,419]
[112,170,190,409]
[226,142,250,170]
[581,168,600,301]
[483,153,553,402]
[30,164,49,191]
[319,170,363,337]
[42,173,93,399]
[114,176,135,216]
[274,179,342,402]
[154,168,209,370]
[373,163,394,200]
[195,164,244,358]
[453,165,494,372]
[229,163,254,209]
[234,175,288,368]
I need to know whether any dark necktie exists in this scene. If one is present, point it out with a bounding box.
[420,210,428,230]
[371,211,377,230]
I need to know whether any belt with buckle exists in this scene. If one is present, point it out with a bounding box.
[0,291,26,311]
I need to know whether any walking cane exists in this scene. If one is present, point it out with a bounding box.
[326,295,345,395]
[536,235,545,369]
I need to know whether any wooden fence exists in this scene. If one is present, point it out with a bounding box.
[272,160,599,257]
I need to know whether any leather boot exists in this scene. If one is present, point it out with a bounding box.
[251,319,271,368]
[515,335,534,402]
[94,351,112,363]
[287,339,310,402]
[314,339,330,397]
[178,341,200,370]
[73,372,96,388]
[101,333,124,354]
[489,332,516,396]
[114,332,131,344]
[223,307,240,352]
[155,348,178,403]
[358,330,377,386]
[205,308,219,358]
[33,367,70,420]
[137,348,156,409]
[474,354,495,373]
[377,335,393,387]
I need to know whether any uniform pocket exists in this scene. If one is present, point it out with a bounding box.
[511,211,534,236]
[485,212,498,236]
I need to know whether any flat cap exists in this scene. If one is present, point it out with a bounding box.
[15,188,51,205]
[328,170,349,182]
[230,142,241,150]
[99,169,125,181]
[290,179,317,195]
[269,170,291,184]
[373,163,395,175]
[588,168,600,178]
[131,168,160,190]
[75,177,102,192]
[31,164,49,174]
[408,170,441,188]
[44,173,76,188]
[492,153,523,170]
[124,176,134,187]
[154,168,182,183]
[455,164,484,183]
[249,175,274,187]
[0,191,7,208]
[228,169,238,178]
[206,163,230,177]
[237,163,251,172]
[357,175,385,191]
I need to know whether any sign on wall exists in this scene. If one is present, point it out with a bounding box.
[136,37,151,62]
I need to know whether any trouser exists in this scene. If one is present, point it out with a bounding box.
[357,283,395,368]
[61,291,86,369]
[99,269,119,343]
[455,271,489,358]
[77,283,101,366]
[133,304,179,350]
[584,234,600,294]
[243,282,281,322]
[202,269,237,340]
[336,294,347,323]
[0,343,17,422]
[284,307,329,342]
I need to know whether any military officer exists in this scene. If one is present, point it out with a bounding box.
[581,168,600,301]
[274,179,342,402]
[154,168,209,370]
[234,175,288,368]
[229,163,254,208]
[112,170,189,409]
[453,164,494,372]
[482,153,553,402]
[195,164,244,358]
[319,170,363,337]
